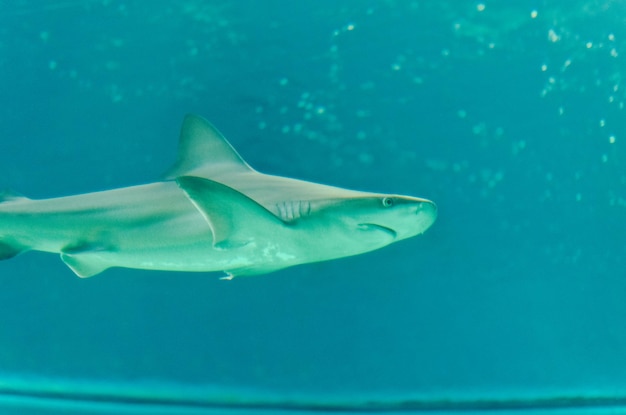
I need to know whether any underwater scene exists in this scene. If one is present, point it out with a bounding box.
[1,0,626,414]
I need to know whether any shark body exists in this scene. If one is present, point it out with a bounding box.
[0,115,437,278]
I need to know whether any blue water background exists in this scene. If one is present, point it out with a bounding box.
[1,0,626,408]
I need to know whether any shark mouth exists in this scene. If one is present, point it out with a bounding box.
[358,223,397,239]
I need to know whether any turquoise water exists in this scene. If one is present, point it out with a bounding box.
[1,1,626,413]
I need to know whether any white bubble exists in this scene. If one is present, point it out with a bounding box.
[548,29,560,42]
[476,3,486,12]
[530,10,538,18]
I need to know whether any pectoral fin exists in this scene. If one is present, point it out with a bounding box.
[176,176,286,249]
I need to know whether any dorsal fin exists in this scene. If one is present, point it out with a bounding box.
[0,189,29,203]
[163,114,254,180]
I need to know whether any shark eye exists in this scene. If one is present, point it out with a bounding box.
[382,197,394,207]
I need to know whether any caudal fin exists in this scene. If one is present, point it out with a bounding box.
[0,189,31,260]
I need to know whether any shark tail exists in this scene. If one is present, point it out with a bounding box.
[0,190,31,260]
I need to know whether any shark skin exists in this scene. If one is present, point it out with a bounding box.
[0,114,437,278]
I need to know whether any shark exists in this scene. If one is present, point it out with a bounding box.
[0,114,437,278]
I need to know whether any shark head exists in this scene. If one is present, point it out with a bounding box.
[354,195,437,241]
[307,194,437,255]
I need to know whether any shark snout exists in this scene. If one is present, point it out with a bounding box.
[417,199,437,216]
[414,199,437,231]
